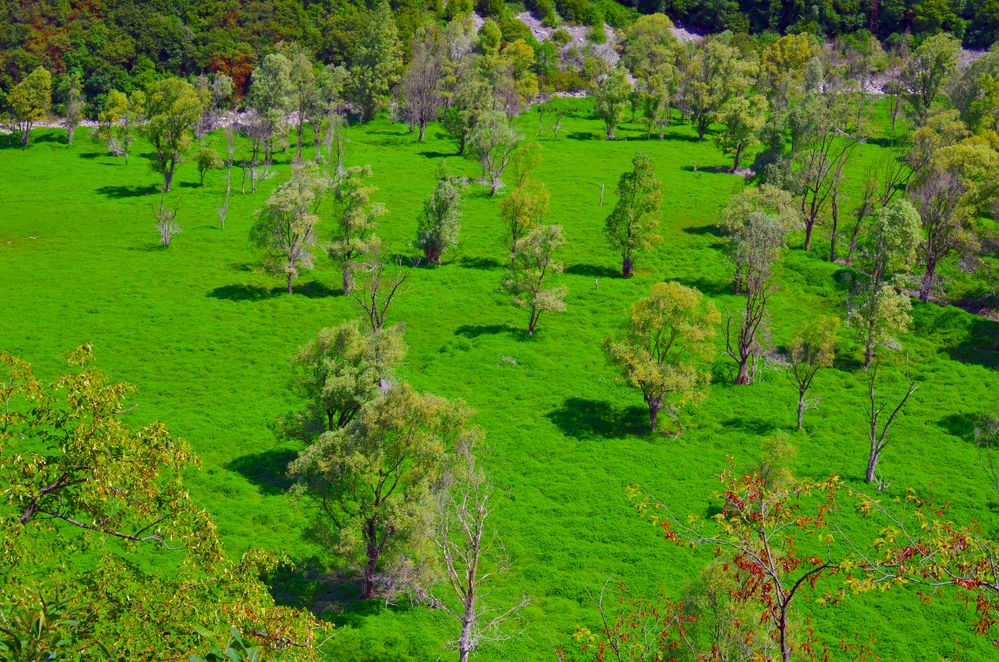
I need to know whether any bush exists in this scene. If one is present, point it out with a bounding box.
[556,0,592,23]
[551,28,572,45]
[527,0,557,21]
[499,18,540,49]
[476,0,504,17]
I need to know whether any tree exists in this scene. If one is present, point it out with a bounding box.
[328,165,385,294]
[679,38,756,141]
[900,33,961,121]
[60,74,83,148]
[504,225,567,337]
[247,53,292,177]
[786,315,839,431]
[195,142,223,186]
[143,77,205,192]
[349,0,403,121]
[605,153,662,278]
[910,140,999,301]
[468,110,521,195]
[288,384,473,599]
[285,45,318,161]
[0,348,326,658]
[595,68,632,140]
[6,66,51,147]
[604,282,720,434]
[417,169,463,265]
[713,95,767,172]
[98,89,143,163]
[352,239,408,334]
[848,283,913,369]
[621,13,677,83]
[287,320,406,436]
[422,437,527,662]
[726,212,786,385]
[498,143,549,268]
[402,25,445,142]
[636,464,842,662]
[217,127,235,228]
[249,166,326,294]
[863,356,918,484]
[154,195,180,247]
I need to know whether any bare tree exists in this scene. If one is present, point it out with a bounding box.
[864,355,918,485]
[238,110,269,194]
[846,152,912,264]
[797,129,857,252]
[401,25,445,142]
[352,241,407,334]
[216,127,234,229]
[422,438,527,662]
[910,167,969,302]
[154,196,180,248]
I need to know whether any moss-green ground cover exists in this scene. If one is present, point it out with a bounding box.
[1,100,997,659]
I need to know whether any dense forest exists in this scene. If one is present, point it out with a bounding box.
[0,0,996,103]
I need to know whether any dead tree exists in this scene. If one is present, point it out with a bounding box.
[352,243,407,334]
[217,127,234,228]
[865,356,918,485]
[155,196,180,248]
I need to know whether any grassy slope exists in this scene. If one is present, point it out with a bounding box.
[0,101,997,660]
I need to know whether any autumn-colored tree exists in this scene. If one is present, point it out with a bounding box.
[786,315,840,431]
[287,320,406,437]
[288,384,473,599]
[605,153,662,277]
[249,166,326,293]
[604,282,720,434]
[504,225,567,337]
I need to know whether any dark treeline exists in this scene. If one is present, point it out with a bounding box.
[0,0,994,107]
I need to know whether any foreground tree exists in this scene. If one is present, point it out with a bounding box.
[469,111,521,195]
[417,169,463,265]
[5,66,51,147]
[287,321,406,437]
[786,315,839,431]
[143,77,206,192]
[420,438,527,662]
[504,225,567,337]
[604,282,720,434]
[635,464,842,662]
[328,165,385,294]
[249,166,326,293]
[288,384,473,599]
[605,153,663,277]
[0,348,326,658]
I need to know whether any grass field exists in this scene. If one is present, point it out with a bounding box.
[1,100,997,660]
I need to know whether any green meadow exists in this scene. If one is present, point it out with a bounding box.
[1,100,997,659]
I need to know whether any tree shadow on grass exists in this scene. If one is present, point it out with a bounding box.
[77,150,109,160]
[209,280,339,301]
[547,397,649,440]
[95,184,159,198]
[227,447,298,495]
[683,225,725,238]
[949,317,999,370]
[458,256,504,271]
[565,263,620,279]
[681,165,739,176]
[677,276,733,297]
[418,150,452,159]
[937,413,978,441]
[566,131,602,141]
[455,324,518,338]
[719,415,776,436]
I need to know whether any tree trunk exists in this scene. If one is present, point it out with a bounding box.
[342,263,352,295]
[918,258,937,302]
[362,518,378,599]
[607,125,614,140]
[830,196,840,262]
[528,304,538,337]
[287,269,294,295]
[803,220,814,251]
[418,123,426,142]
[297,121,304,161]
[622,254,634,278]
[425,246,440,266]
[779,609,791,662]
[734,356,751,385]
[732,147,742,173]
[647,400,660,433]
[865,446,879,483]
[698,118,706,141]
[458,602,475,662]
[163,166,174,193]
[797,388,806,431]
